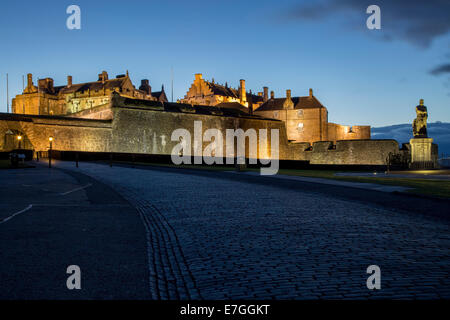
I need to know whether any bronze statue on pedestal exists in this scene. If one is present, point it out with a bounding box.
[413,99,428,138]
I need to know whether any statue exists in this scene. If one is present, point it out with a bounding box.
[412,99,428,138]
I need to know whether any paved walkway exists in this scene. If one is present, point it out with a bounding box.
[0,165,150,299]
[51,161,450,299]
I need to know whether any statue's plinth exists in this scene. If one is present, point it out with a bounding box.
[409,137,435,169]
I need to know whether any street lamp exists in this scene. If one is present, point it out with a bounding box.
[49,136,54,168]
[17,135,22,149]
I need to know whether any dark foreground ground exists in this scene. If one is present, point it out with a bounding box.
[0,161,449,299]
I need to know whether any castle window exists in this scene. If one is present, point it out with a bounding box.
[297,122,304,132]
[273,111,279,118]
[297,109,304,117]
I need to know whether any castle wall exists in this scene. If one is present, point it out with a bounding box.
[0,105,402,166]
[327,123,371,143]
[0,115,112,153]
[67,103,113,120]
[309,139,401,165]
[109,106,307,160]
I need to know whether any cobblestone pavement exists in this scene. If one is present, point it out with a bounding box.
[57,162,450,299]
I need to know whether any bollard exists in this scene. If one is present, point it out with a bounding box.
[76,153,79,168]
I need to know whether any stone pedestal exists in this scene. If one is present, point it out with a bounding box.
[409,138,435,169]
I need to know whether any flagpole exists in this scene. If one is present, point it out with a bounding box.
[171,66,174,103]
[22,75,25,114]
[38,77,40,115]
[6,73,9,113]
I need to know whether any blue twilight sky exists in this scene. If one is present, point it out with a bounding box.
[0,0,449,127]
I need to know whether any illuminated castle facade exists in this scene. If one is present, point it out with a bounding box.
[12,71,167,117]
[179,73,370,144]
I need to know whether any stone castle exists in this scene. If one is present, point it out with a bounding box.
[0,70,438,168]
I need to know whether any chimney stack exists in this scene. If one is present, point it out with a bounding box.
[239,79,246,103]
[98,71,109,84]
[309,88,313,97]
[139,79,152,95]
[270,91,275,99]
[286,89,291,99]
[26,73,33,90]
[195,73,203,81]
[263,86,269,102]
[67,75,72,87]
[248,90,253,115]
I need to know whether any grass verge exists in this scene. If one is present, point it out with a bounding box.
[275,169,450,199]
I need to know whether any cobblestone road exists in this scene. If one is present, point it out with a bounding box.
[58,162,450,299]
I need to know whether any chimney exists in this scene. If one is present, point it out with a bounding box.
[139,79,151,95]
[195,73,203,81]
[98,71,109,83]
[67,75,72,87]
[38,79,45,89]
[270,91,275,99]
[38,78,54,93]
[239,79,246,103]
[46,78,54,92]
[263,86,269,102]
[27,73,33,88]
[286,89,291,99]
[309,88,313,97]
[248,90,253,115]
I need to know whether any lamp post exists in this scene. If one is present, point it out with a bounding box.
[17,135,22,149]
[48,136,54,168]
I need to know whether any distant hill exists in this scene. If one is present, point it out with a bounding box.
[371,122,450,156]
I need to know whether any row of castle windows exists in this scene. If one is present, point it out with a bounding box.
[273,110,304,119]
